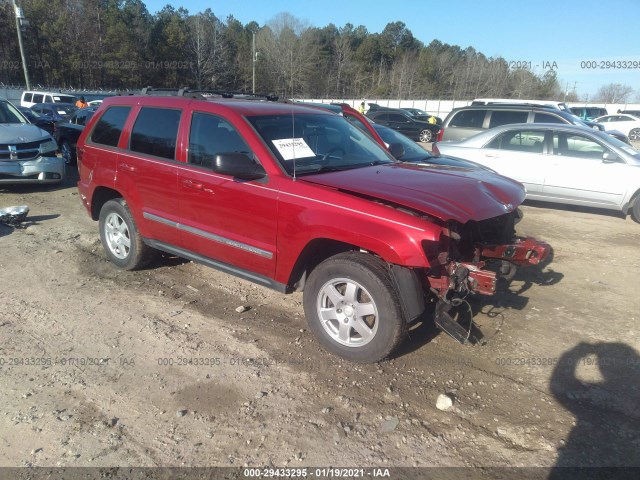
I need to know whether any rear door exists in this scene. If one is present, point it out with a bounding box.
[542,130,627,207]
[177,111,278,279]
[114,104,184,246]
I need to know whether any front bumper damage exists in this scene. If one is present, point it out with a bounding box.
[0,156,65,184]
[428,236,551,343]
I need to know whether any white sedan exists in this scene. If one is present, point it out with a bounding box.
[594,114,640,141]
[433,123,640,222]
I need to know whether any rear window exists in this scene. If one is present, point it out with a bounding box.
[449,109,485,128]
[91,106,131,147]
[488,110,528,128]
[130,107,181,160]
[52,95,76,104]
[534,113,565,124]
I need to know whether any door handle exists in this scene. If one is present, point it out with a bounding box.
[485,153,499,158]
[182,179,204,190]
[119,163,136,172]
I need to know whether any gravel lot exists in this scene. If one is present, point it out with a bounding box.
[0,162,639,477]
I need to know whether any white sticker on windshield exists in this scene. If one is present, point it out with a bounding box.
[272,138,315,160]
[57,110,67,115]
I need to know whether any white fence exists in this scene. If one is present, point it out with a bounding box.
[300,98,640,119]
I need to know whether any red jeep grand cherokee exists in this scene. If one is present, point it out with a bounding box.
[77,90,549,363]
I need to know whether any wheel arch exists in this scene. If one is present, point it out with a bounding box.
[288,238,427,323]
[91,187,123,220]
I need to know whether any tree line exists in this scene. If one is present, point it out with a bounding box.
[0,0,624,102]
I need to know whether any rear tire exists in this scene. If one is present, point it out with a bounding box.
[98,199,156,270]
[303,252,407,363]
[629,128,640,142]
[419,129,433,143]
[631,196,640,223]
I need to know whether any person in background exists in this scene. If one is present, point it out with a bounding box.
[358,101,365,114]
[75,96,88,108]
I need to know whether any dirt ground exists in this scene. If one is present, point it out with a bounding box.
[1,163,639,478]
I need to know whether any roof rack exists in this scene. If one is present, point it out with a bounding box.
[135,86,279,102]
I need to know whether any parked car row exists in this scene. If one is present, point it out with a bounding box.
[433,123,640,222]
[0,96,65,184]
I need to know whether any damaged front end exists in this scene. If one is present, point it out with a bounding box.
[424,209,550,343]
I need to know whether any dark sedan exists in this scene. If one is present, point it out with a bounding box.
[366,108,440,143]
[16,106,55,134]
[31,103,77,122]
[54,106,97,164]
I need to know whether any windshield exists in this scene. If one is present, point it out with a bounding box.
[248,113,394,176]
[0,101,28,124]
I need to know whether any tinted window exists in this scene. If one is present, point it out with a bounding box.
[488,110,528,128]
[45,95,53,103]
[388,113,409,122]
[91,106,131,147]
[188,112,251,169]
[534,113,565,124]
[31,105,42,113]
[33,94,43,103]
[23,93,32,102]
[74,110,93,126]
[553,132,607,159]
[449,110,485,128]
[130,107,181,160]
[487,130,545,153]
[372,113,389,122]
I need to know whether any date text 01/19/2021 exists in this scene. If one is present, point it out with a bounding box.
[242,467,391,478]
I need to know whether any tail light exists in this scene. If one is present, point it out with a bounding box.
[436,128,444,142]
[432,143,441,155]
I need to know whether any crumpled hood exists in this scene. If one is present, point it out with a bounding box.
[0,123,49,143]
[301,163,526,223]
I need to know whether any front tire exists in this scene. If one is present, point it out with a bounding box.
[60,139,74,165]
[419,129,433,143]
[629,128,640,142]
[98,199,156,270]
[303,252,407,363]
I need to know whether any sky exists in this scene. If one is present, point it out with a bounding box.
[144,0,640,100]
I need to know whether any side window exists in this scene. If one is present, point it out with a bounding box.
[31,104,41,113]
[129,107,181,160]
[374,113,389,122]
[388,113,409,123]
[488,110,528,128]
[91,106,131,147]
[45,95,53,103]
[487,130,545,153]
[534,113,565,124]
[553,132,607,159]
[23,93,33,102]
[449,110,485,128]
[188,112,252,170]
[33,94,43,103]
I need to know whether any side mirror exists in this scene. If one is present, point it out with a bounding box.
[602,152,620,163]
[388,142,405,160]
[215,153,266,180]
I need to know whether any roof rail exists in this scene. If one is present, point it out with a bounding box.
[135,86,279,101]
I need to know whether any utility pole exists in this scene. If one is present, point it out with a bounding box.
[11,0,31,89]
[252,32,257,93]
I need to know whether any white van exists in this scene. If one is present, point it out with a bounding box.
[21,91,76,108]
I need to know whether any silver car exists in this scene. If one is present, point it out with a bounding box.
[434,123,640,222]
[1,97,65,185]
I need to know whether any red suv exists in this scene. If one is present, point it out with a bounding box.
[76,90,549,363]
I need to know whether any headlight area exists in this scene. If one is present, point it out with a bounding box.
[39,138,58,156]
